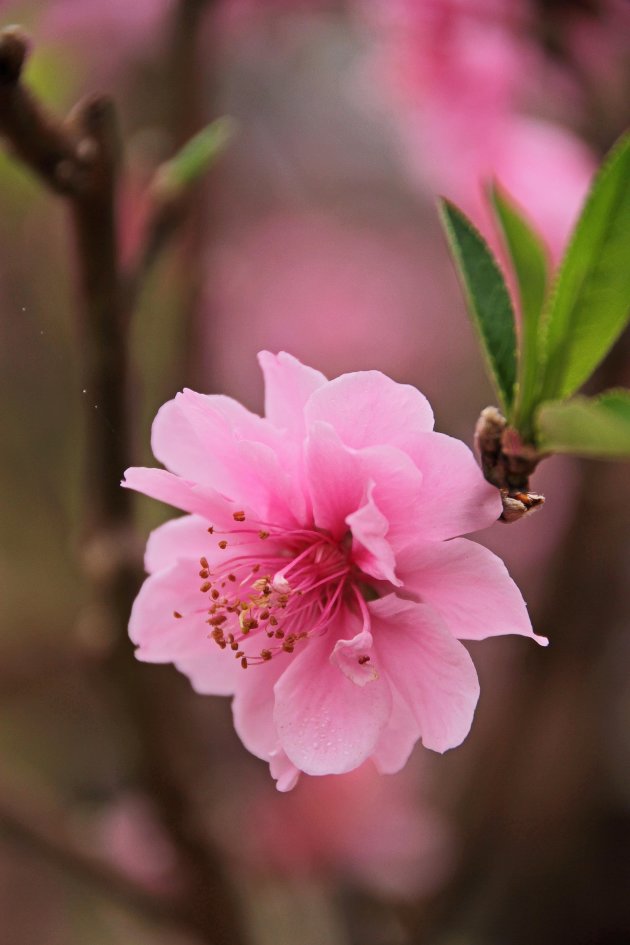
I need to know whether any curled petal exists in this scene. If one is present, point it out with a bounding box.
[269,747,301,792]
[346,487,400,586]
[331,628,379,686]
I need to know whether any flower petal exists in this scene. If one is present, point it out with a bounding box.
[371,596,479,753]
[397,537,546,644]
[371,687,420,775]
[331,628,378,686]
[269,747,301,792]
[258,350,327,438]
[406,433,502,539]
[304,422,422,578]
[151,390,306,525]
[232,655,288,760]
[274,615,392,775]
[129,561,239,695]
[123,467,232,521]
[346,486,399,585]
[305,370,434,450]
[304,421,364,539]
[144,514,215,574]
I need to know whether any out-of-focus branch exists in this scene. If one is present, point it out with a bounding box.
[0,27,85,194]
[0,782,200,938]
[0,26,246,945]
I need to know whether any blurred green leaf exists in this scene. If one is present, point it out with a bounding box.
[156,117,236,196]
[490,182,549,435]
[440,198,517,413]
[540,132,630,401]
[537,389,630,457]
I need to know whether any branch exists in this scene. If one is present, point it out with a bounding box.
[0,26,246,945]
[0,782,201,938]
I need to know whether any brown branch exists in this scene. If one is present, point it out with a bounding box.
[0,26,246,945]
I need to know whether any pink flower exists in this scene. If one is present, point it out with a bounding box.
[215,760,453,898]
[124,352,545,789]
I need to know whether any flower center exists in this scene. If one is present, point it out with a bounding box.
[187,513,355,668]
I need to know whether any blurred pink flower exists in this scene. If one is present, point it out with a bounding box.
[97,793,178,894]
[124,352,544,789]
[357,0,595,258]
[217,760,453,898]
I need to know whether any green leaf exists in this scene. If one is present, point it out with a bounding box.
[540,132,630,401]
[440,198,518,413]
[490,182,550,435]
[156,117,236,196]
[536,389,630,457]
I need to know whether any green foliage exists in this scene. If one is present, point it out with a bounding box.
[490,183,549,435]
[441,132,630,463]
[537,390,630,458]
[439,199,517,413]
[539,133,630,401]
[156,117,236,197]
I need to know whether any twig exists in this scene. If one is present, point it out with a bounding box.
[0,26,246,945]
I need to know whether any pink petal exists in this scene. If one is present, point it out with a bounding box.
[371,596,479,753]
[346,486,400,585]
[144,514,215,574]
[144,513,284,578]
[406,433,502,539]
[304,423,422,578]
[258,350,327,438]
[129,561,239,695]
[304,421,364,539]
[331,628,378,686]
[305,370,434,451]
[397,538,547,644]
[371,688,420,775]
[232,655,289,760]
[151,390,306,525]
[123,467,232,521]
[269,747,301,792]
[273,615,392,775]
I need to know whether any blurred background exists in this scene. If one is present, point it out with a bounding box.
[0,1,629,943]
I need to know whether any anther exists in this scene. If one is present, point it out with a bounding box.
[233,510,246,522]
[259,530,269,540]
[228,574,236,582]
[218,540,228,550]
[211,589,220,600]
[358,655,371,665]
[200,557,209,569]
[240,657,248,669]
[207,526,214,534]
[261,649,272,661]
[200,582,211,593]
[173,611,182,619]
[199,569,209,578]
